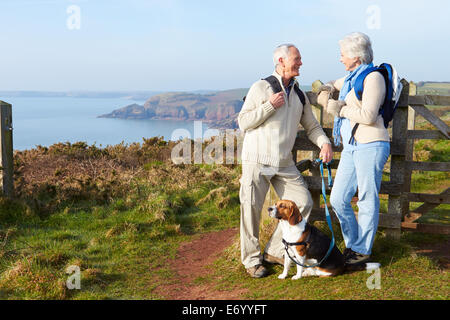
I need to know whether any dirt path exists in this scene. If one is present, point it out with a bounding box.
[155,227,449,300]
[156,228,248,300]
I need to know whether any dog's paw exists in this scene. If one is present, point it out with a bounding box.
[278,273,288,279]
[302,269,315,277]
[292,274,302,280]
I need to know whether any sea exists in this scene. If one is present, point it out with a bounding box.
[4,97,215,151]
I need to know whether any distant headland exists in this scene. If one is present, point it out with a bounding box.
[97,89,250,129]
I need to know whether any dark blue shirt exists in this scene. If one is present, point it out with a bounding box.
[284,79,295,98]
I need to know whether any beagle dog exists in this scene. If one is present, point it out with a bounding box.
[268,200,345,279]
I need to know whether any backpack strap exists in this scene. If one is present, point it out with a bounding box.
[293,83,306,106]
[264,75,283,95]
[349,65,387,144]
[243,75,282,102]
[354,66,379,100]
[243,76,306,107]
[264,75,306,106]
[348,123,359,145]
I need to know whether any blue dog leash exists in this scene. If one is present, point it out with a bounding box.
[282,159,336,268]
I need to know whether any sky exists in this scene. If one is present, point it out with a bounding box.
[0,0,449,91]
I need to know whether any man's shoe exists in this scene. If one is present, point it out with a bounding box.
[246,264,268,278]
[345,249,370,266]
[263,253,284,265]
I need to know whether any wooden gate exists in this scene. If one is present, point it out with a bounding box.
[290,80,450,238]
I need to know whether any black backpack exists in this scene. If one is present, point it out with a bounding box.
[243,75,306,106]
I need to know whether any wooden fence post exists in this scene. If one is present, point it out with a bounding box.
[0,101,13,197]
[386,80,409,238]
[403,82,417,221]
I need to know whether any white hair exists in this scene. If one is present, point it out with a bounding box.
[338,32,373,64]
[273,44,297,67]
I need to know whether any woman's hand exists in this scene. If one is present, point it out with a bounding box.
[317,83,336,109]
[327,99,346,117]
[317,91,330,109]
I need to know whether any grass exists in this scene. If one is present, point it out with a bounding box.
[1,139,242,299]
[209,221,449,300]
[406,108,450,222]
[0,164,242,299]
[0,125,448,299]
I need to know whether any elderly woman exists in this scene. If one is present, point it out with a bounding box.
[318,32,390,266]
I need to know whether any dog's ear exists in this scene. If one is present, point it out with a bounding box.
[288,202,302,226]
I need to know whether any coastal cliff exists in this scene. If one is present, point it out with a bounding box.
[98,89,248,129]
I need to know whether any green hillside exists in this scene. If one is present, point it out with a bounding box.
[417,82,450,95]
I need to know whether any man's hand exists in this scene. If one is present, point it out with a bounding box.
[270,92,286,109]
[319,143,333,164]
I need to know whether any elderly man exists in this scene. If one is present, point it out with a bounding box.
[238,44,333,278]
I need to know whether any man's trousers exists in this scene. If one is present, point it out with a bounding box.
[240,163,313,269]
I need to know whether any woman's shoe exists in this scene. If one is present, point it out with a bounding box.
[343,248,353,259]
[345,249,370,266]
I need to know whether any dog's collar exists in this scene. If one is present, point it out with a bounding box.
[282,224,311,247]
[282,238,307,247]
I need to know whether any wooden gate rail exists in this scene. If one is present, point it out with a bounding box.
[291,80,450,237]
